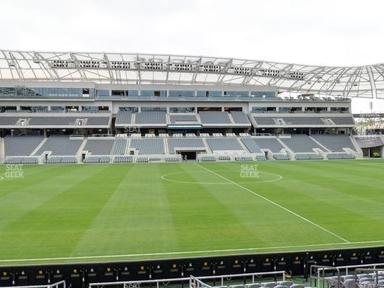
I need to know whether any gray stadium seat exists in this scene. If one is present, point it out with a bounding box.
[241,138,263,153]
[311,135,356,152]
[115,111,132,126]
[199,111,231,125]
[111,138,127,155]
[84,139,114,155]
[135,112,167,125]
[168,138,206,154]
[34,136,83,156]
[253,138,284,153]
[130,138,165,154]
[4,136,44,156]
[206,138,244,151]
[280,135,324,153]
[230,111,251,125]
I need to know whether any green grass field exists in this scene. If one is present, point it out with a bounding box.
[0,160,384,265]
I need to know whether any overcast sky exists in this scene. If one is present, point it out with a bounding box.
[1,0,383,67]
[1,0,384,112]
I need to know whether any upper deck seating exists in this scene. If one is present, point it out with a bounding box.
[253,115,355,126]
[115,111,132,126]
[331,116,355,125]
[253,117,276,125]
[169,114,199,123]
[84,117,110,126]
[29,116,110,126]
[283,117,325,125]
[199,112,231,125]
[0,117,20,126]
[230,111,251,125]
[0,113,111,127]
[135,112,167,126]
[355,136,383,148]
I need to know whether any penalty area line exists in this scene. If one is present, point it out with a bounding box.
[1,240,384,263]
[197,164,351,244]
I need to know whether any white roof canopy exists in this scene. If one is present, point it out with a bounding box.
[0,50,383,99]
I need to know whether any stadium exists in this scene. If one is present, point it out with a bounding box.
[0,50,384,287]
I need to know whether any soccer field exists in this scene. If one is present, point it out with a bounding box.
[1,160,384,265]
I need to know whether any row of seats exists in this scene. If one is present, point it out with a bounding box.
[168,138,206,153]
[311,135,356,151]
[212,280,306,288]
[2,135,358,157]
[0,112,354,128]
[0,115,110,127]
[294,153,324,160]
[3,153,356,164]
[326,271,384,288]
[252,115,354,126]
[280,135,323,153]
[34,137,83,156]
[242,138,284,153]
[84,139,115,155]
[4,156,39,164]
[355,136,384,148]
[46,156,77,164]
[115,111,252,127]
[111,138,128,155]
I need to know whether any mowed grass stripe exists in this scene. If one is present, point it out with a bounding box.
[0,165,129,259]
[250,161,384,241]
[72,164,180,256]
[197,163,350,243]
[178,164,339,247]
[0,165,109,230]
[162,163,268,251]
[161,162,345,248]
[203,161,384,242]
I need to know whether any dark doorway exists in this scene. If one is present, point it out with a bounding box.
[362,146,382,158]
[179,151,197,160]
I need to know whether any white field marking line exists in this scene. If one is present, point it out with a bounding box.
[198,164,351,244]
[1,240,384,263]
[160,171,282,185]
[160,171,228,185]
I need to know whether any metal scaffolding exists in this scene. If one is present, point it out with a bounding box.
[0,50,383,99]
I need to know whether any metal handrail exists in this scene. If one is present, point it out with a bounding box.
[88,271,286,288]
[2,280,66,288]
[310,263,384,288]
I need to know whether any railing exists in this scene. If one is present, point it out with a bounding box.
[88,271,286,288]
[2,280,66,288]
[190,275,213,288]
[310,263,384,288]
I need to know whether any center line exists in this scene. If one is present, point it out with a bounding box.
[198,164,350,243]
